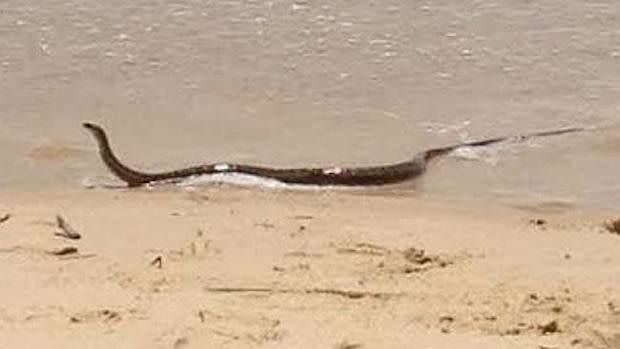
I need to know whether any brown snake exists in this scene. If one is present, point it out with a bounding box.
[83,122,585,187]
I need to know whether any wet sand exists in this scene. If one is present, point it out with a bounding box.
[1,188,619,348]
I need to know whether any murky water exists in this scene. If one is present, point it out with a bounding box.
[1,0,619,208]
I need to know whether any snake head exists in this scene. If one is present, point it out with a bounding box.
[83,122,102,132]
[82,122,110,148]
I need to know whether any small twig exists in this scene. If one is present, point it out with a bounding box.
[58,253,97,260]
[0,214,11,224]
[55,215,82,240]
[336,242,391,256]
[48,246,79,256]
[150,255,163,268]
[204,286,401,300]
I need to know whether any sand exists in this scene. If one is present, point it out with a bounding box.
[1,187,619,349]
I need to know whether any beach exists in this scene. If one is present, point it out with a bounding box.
[1,187,619,348]
[2,0,620,348]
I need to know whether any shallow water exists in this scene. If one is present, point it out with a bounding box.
[1,0,619,208]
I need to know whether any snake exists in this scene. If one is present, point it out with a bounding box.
[83,122,585,188]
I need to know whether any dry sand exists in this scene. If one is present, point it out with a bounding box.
[1,187,619,349]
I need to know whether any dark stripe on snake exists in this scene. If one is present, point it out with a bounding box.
[82,122,585,187]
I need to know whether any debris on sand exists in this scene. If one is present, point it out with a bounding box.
[0,213,11,224]
[54,215,82,240]
[538,320,560,335]
[204,285,401,300]
[48,246,79,256]
[529,218,547,227]
[402,247,452,272]
[150,256,163,269]
[403,247,436,265]
[604,218,620,235]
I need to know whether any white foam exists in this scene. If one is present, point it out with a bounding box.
[82,170,403,191]
[80,173,335,191]
[175,173,365,191]
[178,172,290,189]
[214,163,230,171]
[449,146,500,166]
[323,167,343,175]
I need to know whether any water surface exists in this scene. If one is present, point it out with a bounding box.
[1,0,619,208]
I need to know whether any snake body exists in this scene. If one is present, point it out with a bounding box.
[83,122,584,188]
